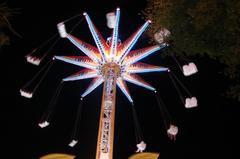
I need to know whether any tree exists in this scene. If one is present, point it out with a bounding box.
[142,0,240,101]
[0,2,20,48]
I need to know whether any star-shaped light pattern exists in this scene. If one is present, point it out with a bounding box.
[56,8,168,103]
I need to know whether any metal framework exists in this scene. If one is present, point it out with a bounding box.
[56,8,168,159]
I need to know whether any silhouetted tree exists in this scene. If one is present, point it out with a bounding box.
[142,0,240,101]
[0,2,20,47]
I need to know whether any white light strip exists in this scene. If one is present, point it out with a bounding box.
[127,67,168,74]
[117,78,133,103]
[63,73,98,81]
[84,12,107,63]
[67,35,100,63]
[81,77,104,97]
[109,8,120,59]
[55,56,97,70]
[118,20,151,63]
[123,75,155,91]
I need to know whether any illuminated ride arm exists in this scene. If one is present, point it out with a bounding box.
[81,77,104,98]
[57,23,100,64]
[122,73,155,91]
[124,44,168,65]
[83,12,108,63]
[62,69,98,81]
[117,20,151,63]
[116,77,133,103]
[127,62,168,74]
[109,8,120,59]
[54,56,97,70]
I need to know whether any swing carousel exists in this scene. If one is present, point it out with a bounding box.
[21,8,198,159]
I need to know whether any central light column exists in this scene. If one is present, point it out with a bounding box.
[95,63,120,159]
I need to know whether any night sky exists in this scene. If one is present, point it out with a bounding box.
[2,0,239,159]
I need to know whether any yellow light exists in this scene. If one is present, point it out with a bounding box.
[128,152,160,159]
[39,153,75,159]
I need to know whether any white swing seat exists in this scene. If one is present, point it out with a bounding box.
[183,62,198,76]
[38,121,50,128]
[20,89,33,98]
[167,124,178,140]
[57,22,68,38]
[68,139,78,147]
[136,141,147,153]
[26,55,41,66]
[185,97,198,108]
[167,124,178,136]
[106,12,116,29]
[154,28,171,44]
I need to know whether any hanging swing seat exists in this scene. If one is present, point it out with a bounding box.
[136,141,147,153]
[106,12,116,29]
[154,28,170,44]
[20,89,33,98]
[68,139,78,147]
[167,124,178,140]
[185,97,198,108]
[26,55,41,66]
[167,125,178,135]
[57,22,68,38]
[38,121,50,128]
[182,62,198,76]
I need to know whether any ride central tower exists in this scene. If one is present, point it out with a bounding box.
[96,62,120,159]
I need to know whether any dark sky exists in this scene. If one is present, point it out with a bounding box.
[2,0,239,159]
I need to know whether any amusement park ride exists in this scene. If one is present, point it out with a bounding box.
[20,7,198,159]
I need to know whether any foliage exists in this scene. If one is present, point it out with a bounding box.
[142,0,240,101]
[0,2,19,47]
